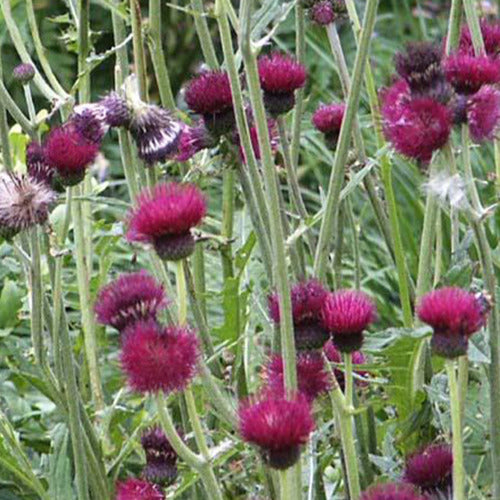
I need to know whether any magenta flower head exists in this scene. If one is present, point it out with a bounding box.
[321,290,376,353]
[126,182,206,261]
[459,19,500,58]
[237,119,279,164]
[444,54,500,95]
[0,173,55,240]
[26,141,54,187]
[466,85,500,142]
[324,339,367,390]
[121,320,199,394]
[417,287,487,358]
[185,70,234,137]
[13,63,35,84]
[115,478,164,500]
[176,123,216,162]
[258,53,307,116]
[141,426,178,486]
[265,351,332,402]
[404,444,453,496]
[44,125,99,186]
[99,92,132,128]
[312,103,345,149]
[309,0,347,25]
[360,482,425,500]
[70,103,109,145]
[268,280,329,350]
[95,271,168,332]
[239,393,315,469]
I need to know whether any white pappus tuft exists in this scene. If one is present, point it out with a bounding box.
[424,171,469,210]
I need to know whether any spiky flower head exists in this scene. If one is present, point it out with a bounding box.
[237,119,279,164]
[126,182,206,261]
[258,53,307,116]
[309,1,347,25]
[321,290,376,353]
[268,280,329,350]
[115,478,165,500]
[459,19,500,58]
[265,352,332,402]
[417,287,487,358]
[121,320,199,394]
[312,103,345,149]
[12,63,35,84]
[239,393,315,470]
[323,339,367,390]
[141,426,178,486]
[95,271,168,332]
[0,172,55,240]
[360,482,425,500]
[176,123,216,162]
[404,444,453,495]
[99,92,132,128]
[26,141,54,187]
[185,70,235,137]
[70,103,109,145]
[44,125,99,186]
[466,85,500,142]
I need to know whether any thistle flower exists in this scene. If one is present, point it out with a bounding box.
[467,85,500,142]
[309,0,347,25]
[121,320,199,394]
[459,19,500,58]
[44,125,99,186]
[0,172,56,240]
[12,63,35,84]
[126,182,206,261]
[404,444,453,496]
[185,70,235,137]
[258,53,307,116]
[268,280,329,350]
[312,103,345,149]
[95,271,168,332]
[360,482,425,500]
[26,141,54,187]
[444,54,500,95]
[115,478,165,500]
[176,123,216,162]
[237,119,279,164]
[69,103,109,145]
[99,92,132,128]
[141,426,178,486]
[239,393,315,470]
[323,339,367,390]
[265,351,332,402]
[321,290,376,353]
[417,287,487,358]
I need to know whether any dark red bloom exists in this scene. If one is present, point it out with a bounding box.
[126,182,206,261]
[44,125,99,186]
[258,53,307,116]
[269,280,329,350]
[115,478,164,500]
[323,339,367,390]
[239,393,314,469]
[121,320,199,394]
[417,287,486,358]
[141,426,178,486]
[360,482,425,500]
[444,54,500,95]
[26,141,54,187]
[467,85,500,142]
[95,271,168,332]
[13,63,35,84]
[312,103,345,148]
[404,444,453,495]
[266,352,332,402]
[321,290,376,353]
[100,92,131,128]
[459,19,500,58]
[309,1,334,25]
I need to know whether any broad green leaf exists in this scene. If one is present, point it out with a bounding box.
[0,280,23,329]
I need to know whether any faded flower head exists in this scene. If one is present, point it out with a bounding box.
[0,172,55,240]
[126,182,206,261]
[239,393,315,470]
[121,320,199,394]
[323,339,367,390]
[141,426,178,486]
[258,53,307,116]
[70,103,109,144]
[100,92,132,128]
[176,123,216,162]
[312,103,345,149]
[13,63,35,84]
[265,351,332,402]
[321,290,376,353]
[424,172,468,211]
[444,54,500,95]
[417,287,487,358]
[404,444,453,495]
[360,482,425,500]
[467,85,500,142]
[26,141,54,187]
[95,271,168,332]
[115,478,165,500]
[269,280,329,350]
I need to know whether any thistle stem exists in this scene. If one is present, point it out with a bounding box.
[176,260,188,325]
[129,0,148,100]
[191,0,219,69]
[344,352,354,409]
[29,227,44,367]
[221,168,235,280]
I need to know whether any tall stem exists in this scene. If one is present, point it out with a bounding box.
[221,168,235,279]
[29,227,44,367]
[130,0,148,100]
[191,0,219,69]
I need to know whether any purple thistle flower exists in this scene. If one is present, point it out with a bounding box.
[70,103,109,145]
[99,92,132,128]
[26,141,54,187]
[13,63,35,84]
[467,85,500,143]
[115,478,165,499]
[360,482,425,500]
[141,426,178,486]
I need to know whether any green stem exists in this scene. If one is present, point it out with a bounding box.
[333,204,345,289]
[0,78,34,136]
[192,243,207,320]
[176,260,188,324]
[29,227,44,369]
[446,360,465,500]
[191,0,219,69]
[221,168,235,279]
[346,197,361,290]
[445,0,463,54]
[462,0,485,54]
[130,0,148,100]
[344,352,354,409]
[279,469,297,500]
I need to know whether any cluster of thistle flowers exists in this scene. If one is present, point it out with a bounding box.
[381,19,500,166]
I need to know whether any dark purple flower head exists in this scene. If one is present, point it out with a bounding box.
[176,123,216,162]
[44,124,99,186]
[70,103,109,145]
[239,393,315,470]
[258,53,307,116]
[321,290,376,353]
[141,426,178,486]
[312,103,345,148]
[404,444,453,495]
[459,19,500,58]
[467,85,500,142]
[99,92,132,128]
[237,119,279,164]
[444,54,500,95]
[26,141,54,187]
[323,339,367,390]
[266,351,332,402]
[13,63,35,84]
[309,0,348,25]
[417,287,487,358]
[115,478,165,500]
[126,182,206,261]
[269,280,329,350]
[121,320,199,394]
[360,482,425,500]
[95,271,168,332]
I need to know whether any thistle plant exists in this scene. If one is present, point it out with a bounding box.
[0,0,499,499]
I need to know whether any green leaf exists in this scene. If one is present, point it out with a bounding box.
[0,280,23,329]
[48,425,73,500]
